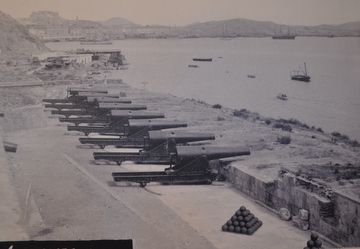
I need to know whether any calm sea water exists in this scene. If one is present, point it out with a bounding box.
[46,37,360,141]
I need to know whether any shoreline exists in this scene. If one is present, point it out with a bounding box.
[1,59,360,247]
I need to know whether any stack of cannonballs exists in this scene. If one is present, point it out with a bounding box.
[221,206,262,235]
[304,232,324,249]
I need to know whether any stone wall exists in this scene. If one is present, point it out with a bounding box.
[213,161,360,247]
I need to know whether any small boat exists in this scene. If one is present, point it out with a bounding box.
[247,74,256,78]
[188,65,199,68]
[291,63,311,82]
[193,58,212,62]
[277,93,288,100]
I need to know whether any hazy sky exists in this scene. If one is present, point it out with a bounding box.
[1,0,360,26]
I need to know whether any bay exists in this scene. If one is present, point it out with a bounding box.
[46,37,360,141]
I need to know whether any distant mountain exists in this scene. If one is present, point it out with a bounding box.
[180,18,360,37]
[0,11,49,54]
[102,17,138,26]
[181,18,279,37]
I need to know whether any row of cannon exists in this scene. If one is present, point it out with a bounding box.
[43,87,250,187]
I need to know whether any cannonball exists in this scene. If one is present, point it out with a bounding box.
[231,215,237,221]
[240,206,246,211]
[227,220,232,226]
[241,227,247,234]
[239,221,246,227]
[222,224,228,231]
[233,221,239,227]
[237,215,244,221]
[235,210,242,216]
[314,239,322,248]
[307,240,315,248]
[228,225,235,232]
[235,226,241,233]
[311,232,319,241]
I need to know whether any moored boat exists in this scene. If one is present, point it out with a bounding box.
[277,93,288,100]
[193,58,212,62]
[291,63,311,82]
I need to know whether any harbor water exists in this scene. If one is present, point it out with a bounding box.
[46,37,360,141]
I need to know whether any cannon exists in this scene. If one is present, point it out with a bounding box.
[67,111,165,136]
[51,103,147,118]
[67,87,108,95]
[79,120,188,148]
[93,131,216,165]
[44,97,132,111]
[111,145,251,187]
[42,91,122,105]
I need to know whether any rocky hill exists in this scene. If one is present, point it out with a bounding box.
[102,17,139,26]
[181,18,360,37]
[0,11,49,59]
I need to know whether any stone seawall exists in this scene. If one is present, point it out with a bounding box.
[212,160,360,247]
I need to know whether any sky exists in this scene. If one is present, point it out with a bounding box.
[1,0,360,26]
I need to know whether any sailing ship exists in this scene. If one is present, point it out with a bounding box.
[291,63,311,82]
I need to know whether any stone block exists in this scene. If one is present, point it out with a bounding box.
[292,215,309,231]
[278,207,291,221]
[299,209,309,221]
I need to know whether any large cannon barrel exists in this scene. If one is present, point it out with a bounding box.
[77,92,120,98]
[68,87,108,95]
[148,131,215,144]
[128,119,187,130]
[44,104,83,109]
[110,110,165,120]
[59,117,107,124]
[42,98,73,104]
[51,110,87,116]
[176,145,250,161]
[98,103,147,110]
[86,96,132,103]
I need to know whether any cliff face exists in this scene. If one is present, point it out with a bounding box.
[0,11,49,58]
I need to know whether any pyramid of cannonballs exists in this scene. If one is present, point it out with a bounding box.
[304,232,324,249]
[221,206,262,235]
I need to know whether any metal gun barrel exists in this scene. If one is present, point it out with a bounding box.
[68,87,108,95]
[99,103,147,110]
[148,131,215,144]
[176,146,250,161]
[86,96,131,103]
[110,110,164,120]
[128,119,187,130]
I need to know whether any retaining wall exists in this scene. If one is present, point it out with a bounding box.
[213,160,360,247]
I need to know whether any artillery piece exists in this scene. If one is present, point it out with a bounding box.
[44,97,132,111]
[112,145,251,187]
[93,131,217,165]
[52,103,147,118]
[79,119,188,148]
[42,87,121,104]
[67,111,165,136]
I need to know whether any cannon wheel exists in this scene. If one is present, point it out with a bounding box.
[99,145,105,149]
[117,161,122,165]
[74,123,79,126]
[140,182,147,187]
[84,132,89,136]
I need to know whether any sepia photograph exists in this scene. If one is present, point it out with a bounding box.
[0,0,360,248]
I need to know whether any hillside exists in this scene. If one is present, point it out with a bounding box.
[102,17,138,26]
[0,11,49,59]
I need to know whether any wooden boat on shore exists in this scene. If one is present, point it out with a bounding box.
[188,65,199,68]
[291,63,311,82]
[193,58,212,62]
[277,93,288,100]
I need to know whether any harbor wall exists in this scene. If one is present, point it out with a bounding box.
[212,161,360,247]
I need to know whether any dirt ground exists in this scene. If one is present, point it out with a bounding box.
[0,55,360,248]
